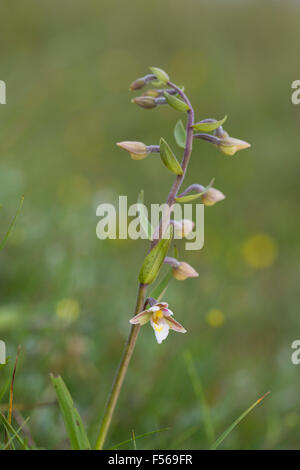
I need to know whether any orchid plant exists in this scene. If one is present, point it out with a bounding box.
[93,67,250,450]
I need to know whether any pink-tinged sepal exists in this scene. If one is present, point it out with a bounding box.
[165,316,187,333]
[129,310,152,326]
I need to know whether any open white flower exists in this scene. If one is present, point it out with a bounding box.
[129,302,186,344]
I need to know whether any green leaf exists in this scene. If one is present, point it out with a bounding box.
[192,115,227,132]
[50,374,91,450]
[3,417,30,450]
[0,196,24,251]
[109,427,171,450]
[150,245,178,300]
[174,120,186,149]
[175,178,214,203]
[149,66,169,84]
[0,412,29,449]
[164,92,190,112]
[160,138,183,175]
[139,226,173,285]
[137,190,154,240]
[150,269,173,301]
[184,350,215,444]
[210,391,270,450]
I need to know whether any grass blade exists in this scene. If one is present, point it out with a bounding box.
[0,196,24,251]
[184,350,215,445]
[8,345,21,425]
[109,427,170,450]
[210,391,270,450]
[0,412,29,449]
[50,374,91,450]
[132,429,137,450]
[3,417,30,450]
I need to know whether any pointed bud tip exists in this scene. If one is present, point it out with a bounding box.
[172,261,199,281]
[202,188,226,206]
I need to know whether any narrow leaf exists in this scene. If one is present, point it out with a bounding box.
[184,350,215,444]
[164,92,190,112]
[137,190,154,240]
[160,138,183,175]
[0,196,24,251]
[109,427,170,450]
[192,115,227,132]
[50,374,91,450]
[210,391,270,450]
[3,417,30,450]
[139,226,173,285]
[0,412,29,449]
[150,269,173,301]
[8,345,21,425]
[149,66,169,84]
[174,120,186,149]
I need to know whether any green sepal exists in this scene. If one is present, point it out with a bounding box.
[175,178,215,203]
[192,115,227,132]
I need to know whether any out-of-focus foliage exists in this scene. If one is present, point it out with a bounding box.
[0,0,300,449]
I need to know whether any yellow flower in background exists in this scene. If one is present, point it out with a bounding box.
[56,298,80,323]
[206,309,225,328]
[242,233,278,269]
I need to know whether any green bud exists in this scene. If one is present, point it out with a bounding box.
[160,138,183,175]
[164,92,190,112]
[149,66,170,84]
[142,89,160,98]
[132,96,157,109]
[129,78,146,90]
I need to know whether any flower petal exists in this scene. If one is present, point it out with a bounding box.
[149,305,160,312]
[162,308,173,317]
[129,310,152,325]
[150,318,170,344]
[155,302,168,309]
[165,316,187,333]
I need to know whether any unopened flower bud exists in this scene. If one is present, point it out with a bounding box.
[131,96,157,109]
[218,131,251,156]
[201,188,225,206]
[173,219,194,238]
[129,78,146,91]
[117,141,149,160]
[172,262,199,281]
[142,89,161,98]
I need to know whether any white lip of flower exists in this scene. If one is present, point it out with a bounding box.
[173,219,195,238]
[129,302,186,344]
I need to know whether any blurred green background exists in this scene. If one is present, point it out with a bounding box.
[0,0,300,450]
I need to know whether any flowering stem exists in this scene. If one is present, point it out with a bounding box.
[95,80,195,450]
[166,81,194,205]
[95,283,148,450]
